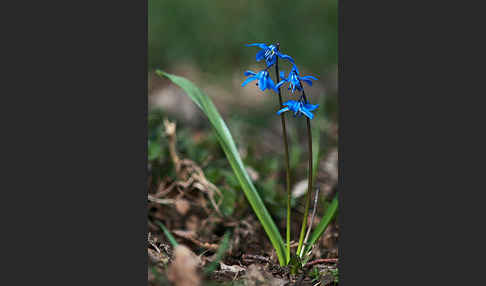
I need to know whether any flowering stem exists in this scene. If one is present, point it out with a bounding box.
[296,89,313,258]
[275,43,292,264]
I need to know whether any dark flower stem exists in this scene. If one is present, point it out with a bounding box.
[275,43,292,264]
[296,89,313,258]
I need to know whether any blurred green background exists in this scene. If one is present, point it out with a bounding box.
[149,0,337,75]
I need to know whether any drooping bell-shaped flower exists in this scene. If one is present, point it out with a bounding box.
[241,70,277,92]
[277,99,319,119]
[246,43,294,68]
[276,65,318,94]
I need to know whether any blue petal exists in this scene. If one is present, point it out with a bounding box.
[241,76,258,87]
[259,74,266,91]
[302,79,313,86]
[291,64,300,75]
[286,101,299,112]
[301,109,314,119]
[279,71,286,81]
[266,57,276,68]
[246,43,269,49]
[304,103,319,111]
[275,80,286,89]
[267,76,276,90]
[277,52,295,63]
[295,82,303,91]
[283,100,297,107]
[244,70,257,76]
[301,75,318,81]
[255,50,265,61]
[277,106,290,115]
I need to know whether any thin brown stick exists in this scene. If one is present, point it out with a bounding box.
[172,230,219,250]
[304,258,338,267]
[301,187,320,256]
[148,194,175,205]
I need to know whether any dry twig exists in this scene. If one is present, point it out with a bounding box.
[300,187,320,256]
[148,194,175,205]
[304,258,338,267]
[172,230,219,251]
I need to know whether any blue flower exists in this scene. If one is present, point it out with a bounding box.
[246,43,294,67]
[277,100,319,119]
[276,65,318,94]
[241,70,277,92]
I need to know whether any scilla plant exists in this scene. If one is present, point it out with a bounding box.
[156,42,338,268]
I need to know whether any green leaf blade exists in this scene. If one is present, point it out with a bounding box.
[156,70,286,266]
[203,231,231,274]
[156,220,178,247]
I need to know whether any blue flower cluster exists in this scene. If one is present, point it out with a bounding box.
[242,42,319,120]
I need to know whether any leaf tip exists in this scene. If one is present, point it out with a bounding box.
[155,69,166,77]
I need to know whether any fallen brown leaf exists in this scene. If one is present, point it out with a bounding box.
[167,245,201,286]
[175,198,191,215]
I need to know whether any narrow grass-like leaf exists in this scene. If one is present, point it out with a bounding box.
[303,194,338,257]
[203,231,231,274]
[156,220,178,247]
[156,70,286,265]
